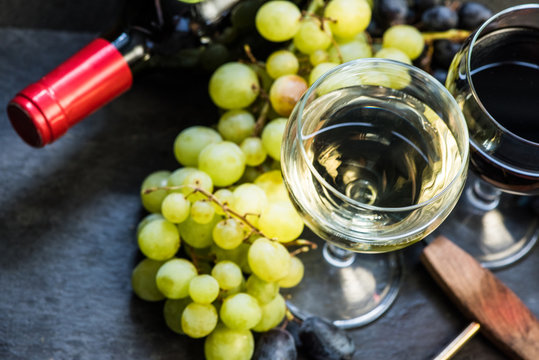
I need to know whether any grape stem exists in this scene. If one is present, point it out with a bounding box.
[285,238,318,251]
[422,29,471,43]
[254,101,270,136]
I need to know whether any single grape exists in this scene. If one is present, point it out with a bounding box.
[293,17,332,55]
[328,40,372,63]
[140,170,171,213]
[231,183,268,226]
[265,49,299,79]
[136,213,164,237]
[421,6,458,31]
[173,126,222,167]
[240,137,267,167]
[251,294,287,332]
[299,316,356,360]
[220,293,262,330]
[374,47,412,64]
[163,298,191,334]
[269,74,308,117]
[212,188,234,215]
[254,170,289,203]
[166,167,197,192]
[161,193,190,224]
[382,25,424,60]
[181,302,218,338]
[374,0,408,27]
[309,62,339,86]
[179,169,214,202]
[198,141,246,187]
[213,218,245,250]
[138,219,180,261]
[155,258,198,299]
[209,62,260,110]
[131,258,165,301]
[178,213,221,249]
[199,43,230,72]
[188,274,220,304]
[231,0,262,31]
[190,200,216,224]
[258,201,304,243]
[325,0,372,39]
[432,40,461,69]
[204,323,254,360]
[458,2,492,30]
[278,255,304,288]
[248,237,291,282]
[261,118,287,161]
[255,0,302,42]
[309,49,330,66]
[217,110,256,144]
[220,276,246,298]
[211,243,252,274]
[245,274,279,304]
[253,328,297,360]
[211,260,243,290]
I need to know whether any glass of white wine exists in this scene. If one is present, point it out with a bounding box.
[281,59,469,327]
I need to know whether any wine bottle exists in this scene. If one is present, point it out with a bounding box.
[6,0,241,147]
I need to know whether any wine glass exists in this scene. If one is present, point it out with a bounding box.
[439,3,539,269]
[280,59,469,327]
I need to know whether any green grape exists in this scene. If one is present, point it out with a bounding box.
[138,219,180,261]
[178,213,221,249]
[251,293,286,332]
[136,213,164,237]
[293,17,332,55]
[254,170,289,203]
[219,275,246,298]
[161,193,190,224]
[245,274,279,304]
[155,258,198,299]
[269,74,308,117]
[248,238,291,282]
[131,258,165,301]
[278,255,304,288]
[200,43,230,72]
[190,200,216,224]
[374,47,412,64]
[188,274,220,304]
[209,62,260,110]
[212,188,234,215]
[220,293,262,330]
[213,218,245,250]
[163,298,191,334]
[217,110,256,144]
[204,323,254,360]
[180,169,214,202]
[261,118,287,161]
[255,0,301,42]
[173,126,222,167]
[324,0,371,39]
[265,50,299,79]
[309,49,330,66]
[240,137,267,167]
[382,25,425,60]
[140,170,171,213]
[258,200,304,243]
[231,183,268,226]
[211,260,243,290]
[167,167,197,192]
[211,243,251,274]
[198,141,246,187]
[328,40,372,63]
[309,62,339,86]
[181,302,218,338]
[358,70,392,87]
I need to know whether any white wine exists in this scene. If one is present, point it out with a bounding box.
[284,85,465,251]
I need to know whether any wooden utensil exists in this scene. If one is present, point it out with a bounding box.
[421,236,539,359]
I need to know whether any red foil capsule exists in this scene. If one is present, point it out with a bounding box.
[7,38,133,147]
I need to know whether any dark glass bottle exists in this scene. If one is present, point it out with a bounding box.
[6,0,239,147]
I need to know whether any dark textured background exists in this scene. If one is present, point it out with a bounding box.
[0,1,537,359]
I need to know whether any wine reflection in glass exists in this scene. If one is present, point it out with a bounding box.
[280,59,469,327]
[439,4,539,269]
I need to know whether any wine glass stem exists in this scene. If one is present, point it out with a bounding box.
[322,243,356,267]
[466,178,501,211]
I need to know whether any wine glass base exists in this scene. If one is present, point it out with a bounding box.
[435,183,538,269]
[281,234,402,329]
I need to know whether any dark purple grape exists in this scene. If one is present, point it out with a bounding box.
[414,0,442,12]
[366,18,385,38]
[253,328,297,360]
[432,68,448,84]
[285,320,303,349]
[421,6,458,31]
[299,316,355,360]
[432,40,461,68]
[375,0,409,27]
[458,2,493,30]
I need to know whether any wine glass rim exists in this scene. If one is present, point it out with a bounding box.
[294,58,469,213]
[466,3,539,147]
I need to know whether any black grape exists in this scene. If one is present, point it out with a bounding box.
[421,6,458,31]
[299,316,355,360]
[458,2,493,30]
[375,0,409,27]
[432,40,461,68]
[253,328,297,360]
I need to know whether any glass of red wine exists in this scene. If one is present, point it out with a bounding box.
[440,4,539,268]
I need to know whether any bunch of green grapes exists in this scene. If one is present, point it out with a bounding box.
[134,123,307,360]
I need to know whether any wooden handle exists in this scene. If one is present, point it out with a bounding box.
[421,236,539,360]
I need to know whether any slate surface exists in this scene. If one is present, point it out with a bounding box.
[0,1,537,359]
